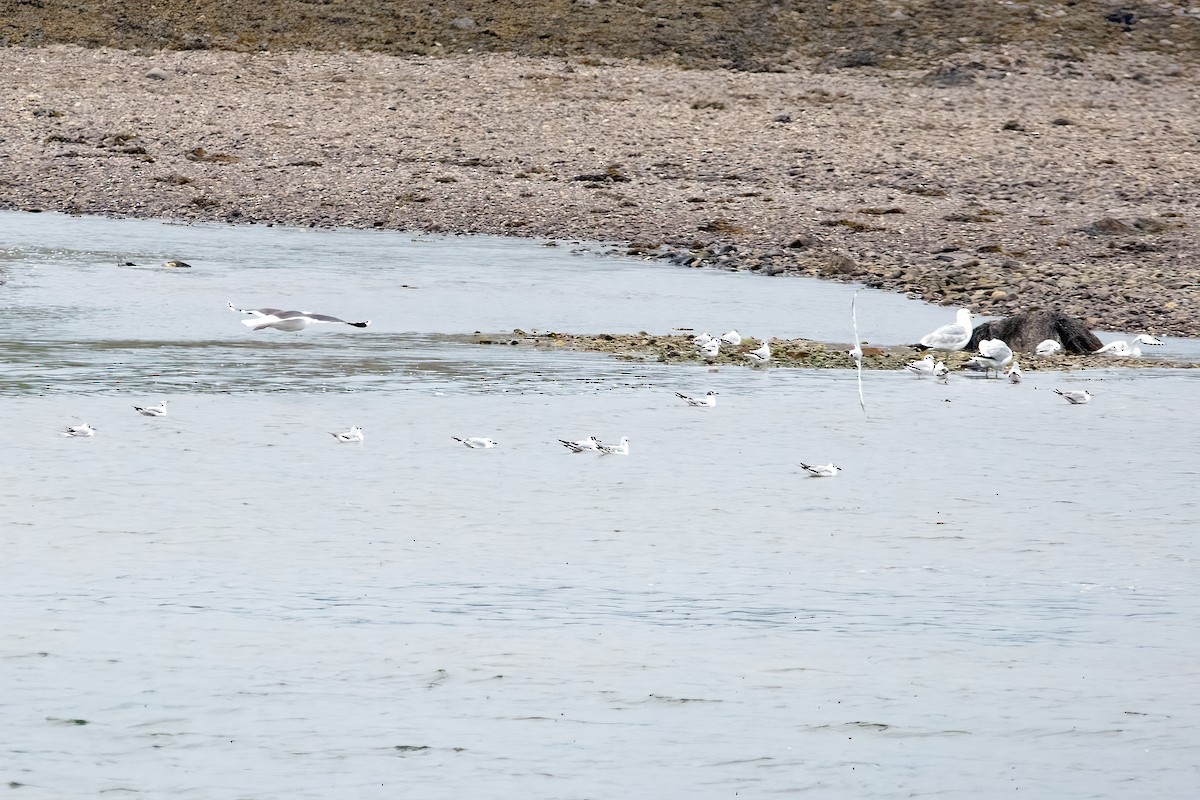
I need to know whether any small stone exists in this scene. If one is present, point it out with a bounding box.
[145,67,170,81]
[450,17,477,31]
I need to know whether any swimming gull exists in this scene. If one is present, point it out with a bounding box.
[133,401,169,417]
[62,423,97,437]
[1054,389,1092,405]
[454,437,498,448]
[918,308,973,352]
[331,425,365,443]
[1095,334,1165,358]
[799,462,841,477]
[228,302,370,332]
[676,391,717,407]
[163,260,193,268]
[596,436,630,455]
[559,436,600,453]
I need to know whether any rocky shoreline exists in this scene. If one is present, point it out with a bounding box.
[457,331,1199,371]
[1,45,1198,336]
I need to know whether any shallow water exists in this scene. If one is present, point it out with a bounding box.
[2,211,1198,798]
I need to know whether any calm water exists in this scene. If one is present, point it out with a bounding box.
[2,211,1198,798]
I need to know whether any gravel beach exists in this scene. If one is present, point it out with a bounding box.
[2,42,1198,335]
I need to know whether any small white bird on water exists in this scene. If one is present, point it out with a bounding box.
[799,462,841,477]
[597,436,630,455]
[1095,334,1165,358]
[918,308,973,352]
[720,330,742,346]
[676,390,717,407]
[1054,389,1092,405]
[905,354,936,378]
[559,436,600,453]
[63,423,97,437]
[228,302,370,332]
[1006,360,1023,383]
[1035,339,1062,356]
[331,425,365,442]
[744,340,771,365]
[454,437,498,448]
[133,401,169,417]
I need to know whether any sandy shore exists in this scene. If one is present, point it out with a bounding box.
[2,45,1198,335]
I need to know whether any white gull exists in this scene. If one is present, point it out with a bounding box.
[918,308,973,352]
[331,425,365,442]
[228,302,370,332]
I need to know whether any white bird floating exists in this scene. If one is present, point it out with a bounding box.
[559,436,600,453]
[675,390,717,407]
[720,330,742,346]
[454,437,498,448]
[1035,339,1062,356]
[799,462,841,477]
[744,340,771,365]
[1095,334,1165,358]
[62,423,97,437]
[597,436,630,455]
[904,354,936,378]
[965,338,1014,378]
[1054,389,1092,405]
[918,308,973,352]
[331,425,365,443]
[133,401,168,417]
[1006,359,1023,384]
[228,302,370,332]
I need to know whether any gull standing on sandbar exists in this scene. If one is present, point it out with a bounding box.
[905,354,936,378]
[917,308,973,352]
[744,340,771,366]
[228,302,370,332]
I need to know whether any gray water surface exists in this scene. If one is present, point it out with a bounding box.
[2,211,1198,799]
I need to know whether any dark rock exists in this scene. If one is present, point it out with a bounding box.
[1105,10,1138,31]
[967,310,1102,354]
[1079,217,1135,235]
